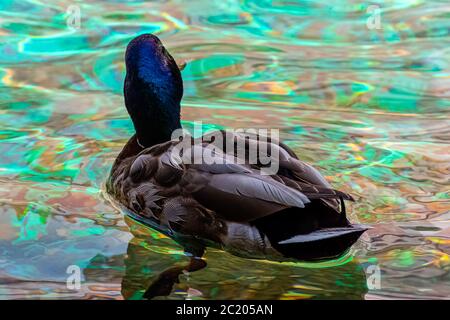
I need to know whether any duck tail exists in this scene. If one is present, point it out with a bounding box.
[277,224,368,261]
[253,199,368,261]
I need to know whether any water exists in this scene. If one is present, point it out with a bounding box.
[0,0,449,299]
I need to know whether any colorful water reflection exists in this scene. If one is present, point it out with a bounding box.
[0,0,448,299]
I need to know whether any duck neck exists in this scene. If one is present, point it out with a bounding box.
[124,73,182,148]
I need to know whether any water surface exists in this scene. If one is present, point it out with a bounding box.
[0,0,449,299]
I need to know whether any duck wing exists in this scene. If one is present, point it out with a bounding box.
[154,135,351,223]
[109,133,354,223]
[152,140,307,222]
[197,131,353,209]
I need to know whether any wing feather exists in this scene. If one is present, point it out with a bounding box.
[207,173,310,208]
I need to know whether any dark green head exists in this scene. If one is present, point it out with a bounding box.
[124,34,183,147]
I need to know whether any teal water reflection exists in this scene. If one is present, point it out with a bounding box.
[0,0,449,299]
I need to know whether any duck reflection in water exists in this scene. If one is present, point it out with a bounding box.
[119,216,369,300]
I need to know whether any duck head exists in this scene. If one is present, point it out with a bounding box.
[124,34,183,147]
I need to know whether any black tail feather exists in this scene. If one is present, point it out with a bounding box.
[276,226,367,261]
[253,199,367,261]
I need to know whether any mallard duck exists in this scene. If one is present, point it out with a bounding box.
[107,34,367,266]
